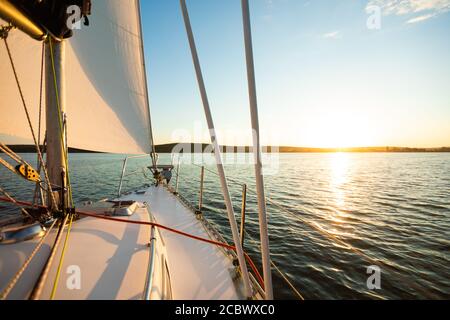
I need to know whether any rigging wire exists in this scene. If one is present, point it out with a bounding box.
[0,187,32,218]
[0,143,42,185]
[32,41,46,207]
[32,139,46,207]
[246,232,305,300]
[118,163,432,297]
[29,213,69,300]
[270,259,305,300]
[0,157,17,174]
[37,41,45,150]
[0,143,26,164]
[2,35,58,210]
[179,0,252,298]
[182,163,438,298]
[0,219,57,300]
[0,196,265,293]
[191,163,385,258]
[262,199,439,298]
[76,208,264,290]
[50,212,74,299]
[172,163,304,300]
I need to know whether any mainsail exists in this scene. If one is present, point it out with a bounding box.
[0,0,152,154]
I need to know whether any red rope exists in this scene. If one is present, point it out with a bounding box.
[0,196,265,289]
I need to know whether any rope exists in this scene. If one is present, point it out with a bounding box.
[246,233,304,300]
[191,163,246,189]
[0,157,17,174]
[0,143,40,185]
[0,196,265,290]
[2,36,58,210]
[0,187,32,218]
[270,260,304,300]
[33,42,46,207]
[0,219,57,300]
[76,209,265,289]
[0,144,43,198]
[0,143,25,164]
[37,41,45,149]
[178,163,438,298]
[265,197,439,298]
[0,24,13,39]
[32,140,46,207]
[266,199,387,262]
[190,163,399,265]
[180,0,253,297]
[29,213,69,300]
[190,166,303,298]
[50,213,74,299]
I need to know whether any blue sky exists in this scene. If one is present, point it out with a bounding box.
[140,0,450,148]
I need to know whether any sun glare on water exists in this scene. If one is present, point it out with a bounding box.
[330,152,349,208]
[326,152,354,234]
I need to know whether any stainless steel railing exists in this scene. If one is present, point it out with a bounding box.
[142,224,156,300]
[117,155,303,299]
[117,155,150,197]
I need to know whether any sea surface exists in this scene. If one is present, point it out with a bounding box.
[1,152,449,299]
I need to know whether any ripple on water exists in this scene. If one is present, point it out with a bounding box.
[1,153,449,299]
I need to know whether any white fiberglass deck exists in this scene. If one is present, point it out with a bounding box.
[121,186,244,300]
[1,200,152,300]
[0,186,245,300]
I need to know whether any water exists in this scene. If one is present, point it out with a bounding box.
[1,153,449,299]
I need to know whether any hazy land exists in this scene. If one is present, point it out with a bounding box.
[5,144,450,154]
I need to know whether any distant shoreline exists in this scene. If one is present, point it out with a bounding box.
[4,144,450,154]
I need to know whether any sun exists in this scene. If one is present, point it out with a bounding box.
[305,113,377,148]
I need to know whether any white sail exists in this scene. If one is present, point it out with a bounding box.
[0,0,152,154]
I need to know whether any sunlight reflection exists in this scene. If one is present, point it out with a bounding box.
[330,152,350,187]
[329,152,350,225]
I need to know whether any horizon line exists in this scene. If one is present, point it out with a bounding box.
[5,144,450,154]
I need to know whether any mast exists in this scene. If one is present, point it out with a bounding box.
[45,38,67,210]
[0,1,77,211]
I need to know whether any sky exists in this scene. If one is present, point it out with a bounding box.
[140,0,450,148]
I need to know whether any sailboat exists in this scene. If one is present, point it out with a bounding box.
[0,0,275,300]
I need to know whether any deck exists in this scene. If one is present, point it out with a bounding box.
[0,186,245,300]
